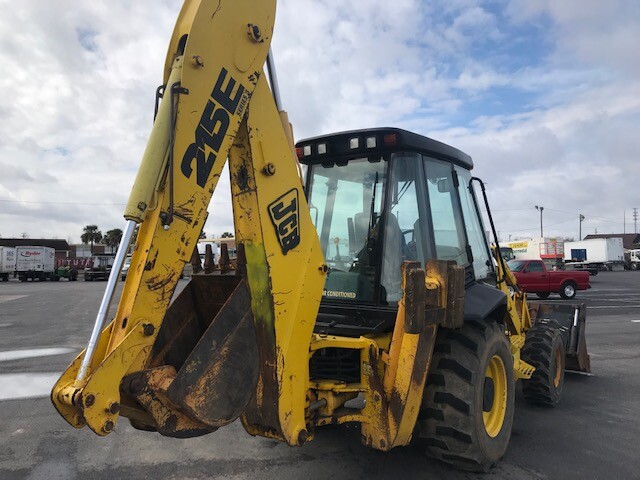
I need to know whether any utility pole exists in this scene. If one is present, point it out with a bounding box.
[634,207,638,234]
[535,205,544,238]
[579,214,585,240]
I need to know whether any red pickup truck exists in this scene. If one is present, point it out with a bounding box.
[507,259,590,299]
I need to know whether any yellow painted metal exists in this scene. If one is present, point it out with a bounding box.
[510,335,535,379]
[51,0,276,434]
[301,264,435,452]
[51,321,115,428]
[492,247,535,380]
[229,76,326,445]
[124,57,182,222]
[483,354,508,438]
[50,0,459,450]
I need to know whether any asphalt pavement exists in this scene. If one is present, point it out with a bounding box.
[1,272,639,479]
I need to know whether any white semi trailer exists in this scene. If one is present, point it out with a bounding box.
[16,246,56,281]
[0,247,16,281]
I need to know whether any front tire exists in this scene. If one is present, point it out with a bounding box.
[559,281,577,299]
[419,318,515,472]
[521,321,565,406]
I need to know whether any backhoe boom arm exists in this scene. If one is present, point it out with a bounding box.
[52,0,326,443]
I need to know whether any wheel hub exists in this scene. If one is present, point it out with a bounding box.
[483,355,508,438]
[483,377,495,412]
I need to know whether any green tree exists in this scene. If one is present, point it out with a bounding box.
[104,228,123,253]
[81,225,102,254]
[221,231,233,238]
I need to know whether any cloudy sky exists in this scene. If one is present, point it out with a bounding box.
[1,0,639,244]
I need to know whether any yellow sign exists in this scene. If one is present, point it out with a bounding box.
[509,241,529,249]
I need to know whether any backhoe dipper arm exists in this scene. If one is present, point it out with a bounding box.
[52,0,326,443]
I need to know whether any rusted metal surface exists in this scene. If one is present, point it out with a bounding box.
[122,366,215,438]
[190,246,202,274]
[219,242,231,274]
[119,275,260,436]
[166,279,258,426]
[361,262,438,451]
[403,262,426,334]
[424,259,465,328]
[203,244,215,273]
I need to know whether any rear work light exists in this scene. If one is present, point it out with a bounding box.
[349,137,359,149]
[383,133,397,146]
[303,145,312,156]
[366,136,377,148]
[317,143,327,154]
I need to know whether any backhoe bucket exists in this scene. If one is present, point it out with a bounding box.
[529,302,591,373]
[122,274,259,437]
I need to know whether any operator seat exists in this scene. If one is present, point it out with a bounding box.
[353,211,371,250]
[381,212,403,302]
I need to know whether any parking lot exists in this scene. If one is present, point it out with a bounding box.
[1,272,639,480]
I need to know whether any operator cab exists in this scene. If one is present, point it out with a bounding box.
[297,128,494,335]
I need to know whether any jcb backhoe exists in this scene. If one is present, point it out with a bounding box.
[51,0,590,472]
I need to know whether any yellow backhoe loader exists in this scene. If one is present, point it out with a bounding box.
[51,0,590,472]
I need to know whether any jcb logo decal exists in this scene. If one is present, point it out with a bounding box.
[181,68,247,188]
[268,189,300,255]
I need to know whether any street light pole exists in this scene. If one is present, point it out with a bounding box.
[579,214,585,240]
[535,205,544,238]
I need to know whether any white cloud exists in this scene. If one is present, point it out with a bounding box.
[0,0,638,244]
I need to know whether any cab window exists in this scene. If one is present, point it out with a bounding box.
[423,158,469,266]
[526,261,544,272]
[456,167,491,280]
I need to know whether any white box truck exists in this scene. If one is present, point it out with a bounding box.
[0,247,16,281]
[504,238,564,264]
[16,246,56,281]
[564,238,625,271]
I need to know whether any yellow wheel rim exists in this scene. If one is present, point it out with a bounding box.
[483,355,508,438]
[554,347,563,388]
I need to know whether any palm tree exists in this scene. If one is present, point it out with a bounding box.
[81,225,103,254]
[104,228,123,253]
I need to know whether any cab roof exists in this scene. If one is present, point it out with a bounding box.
[296,127,473,170]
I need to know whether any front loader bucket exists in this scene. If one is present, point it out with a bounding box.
[529,302,591,373]
[122,274,259,437]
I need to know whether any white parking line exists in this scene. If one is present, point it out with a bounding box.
[0,347,75,362]
[581,293,640,296]
[588,305,640,309]
[0,373,61,401]
[0,295,27,304]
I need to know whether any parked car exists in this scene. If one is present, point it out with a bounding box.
[507,259,590,299]
[120,256,132,281]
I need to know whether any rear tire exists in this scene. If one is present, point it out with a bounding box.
[559,281,577,299]
[521,321,565,406]
[535,292,550,299]
[419,318,515,472]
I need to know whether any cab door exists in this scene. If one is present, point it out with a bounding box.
[523,260,548,291]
